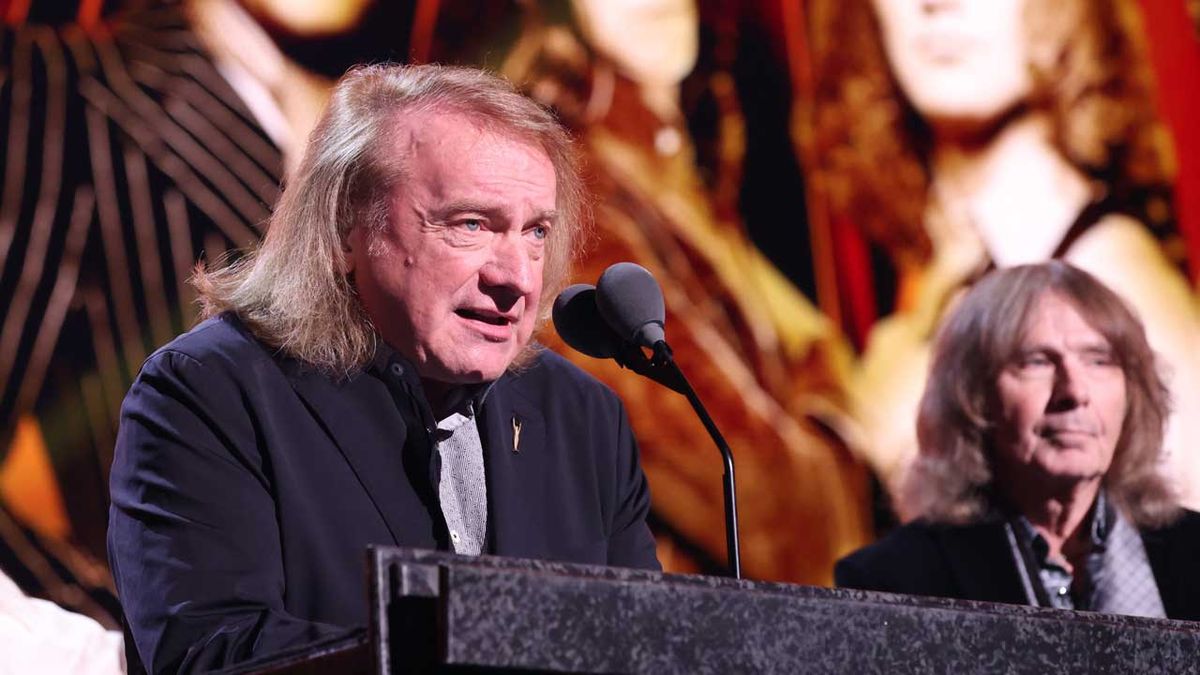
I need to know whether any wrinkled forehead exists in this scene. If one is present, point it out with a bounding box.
[385,105,528,156]
[1009,291,1121,357]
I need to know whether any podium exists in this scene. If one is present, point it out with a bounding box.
[239,546,1200,673]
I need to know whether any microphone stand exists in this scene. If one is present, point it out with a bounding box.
[618,340,741,579]
[567,266,742,578]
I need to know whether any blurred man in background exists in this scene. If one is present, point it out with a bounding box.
[837,262,1200,620]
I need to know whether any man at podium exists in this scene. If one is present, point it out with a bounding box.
[107,63,660,673]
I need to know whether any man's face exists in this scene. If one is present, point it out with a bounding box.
[347,109,557,386]
[989,293,1127,489]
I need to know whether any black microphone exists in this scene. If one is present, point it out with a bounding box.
[553,283,688,395]
[587,262,742,580]
[552,284,623,359]
[595,263,666,349]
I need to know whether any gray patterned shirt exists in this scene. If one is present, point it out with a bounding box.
[433,399,489,556]
[1008,492,1166,618]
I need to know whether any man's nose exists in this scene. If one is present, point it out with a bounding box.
[1050,362,1090,410]
[919,0,958,16]
[480,234,535,298]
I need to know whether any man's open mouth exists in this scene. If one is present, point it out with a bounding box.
[456,309,512,326]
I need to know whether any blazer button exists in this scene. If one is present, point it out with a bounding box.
[390,363,404,376]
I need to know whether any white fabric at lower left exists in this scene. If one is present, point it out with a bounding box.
[0,570,124,674]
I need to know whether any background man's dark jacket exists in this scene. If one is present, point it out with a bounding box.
[108,314,659,672]
[835,511,1200,620]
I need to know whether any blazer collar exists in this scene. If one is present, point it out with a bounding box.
[282,359,418,545]
[281,343,555,557]
[1140,518,1190,619]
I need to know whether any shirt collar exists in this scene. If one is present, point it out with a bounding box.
[1090,489,1112,547]
[1010,489,1113,564]
[369,340,497,417]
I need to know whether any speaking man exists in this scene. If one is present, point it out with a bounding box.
[836,262,1200,620]
[108,63,659,672]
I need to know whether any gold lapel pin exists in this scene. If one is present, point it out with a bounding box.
[512,416,523,453]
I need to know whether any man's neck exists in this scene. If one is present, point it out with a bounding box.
[1004,478,1102,564]
[421,378,493,420]
[421,380,458,420]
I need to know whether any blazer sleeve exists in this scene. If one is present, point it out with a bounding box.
[605,401,661,571]
[107,349,356,673]
[833,552,879,591]
[833,524,952,597]
[834,534,930,595]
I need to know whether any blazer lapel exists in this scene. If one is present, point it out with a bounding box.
[1140,515,1200,621]
[937,521,1032,605]
[1140,528,1177,615]
[481,378,550,558]
[283,362,415,545]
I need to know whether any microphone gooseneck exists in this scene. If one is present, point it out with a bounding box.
[556,263,742,580]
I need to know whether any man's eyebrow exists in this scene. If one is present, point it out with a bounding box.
[429,200,500,219]
[1012,341,1114,358]
[1015,342,1052,353]
[530,209,559,224]
[1010,345,1051,360]
[429,202,558,224]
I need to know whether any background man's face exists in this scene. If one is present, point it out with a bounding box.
[989,293,1127,488]
[347,109,556,385]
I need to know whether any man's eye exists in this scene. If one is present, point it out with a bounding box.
[530,225,548,240]
[461,219,483,232]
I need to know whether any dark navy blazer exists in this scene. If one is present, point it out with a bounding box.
[108,314,659,673]
[835,512,1200,621]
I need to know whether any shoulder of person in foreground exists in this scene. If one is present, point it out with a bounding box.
[108,312,358,673]
[501,347,661,571]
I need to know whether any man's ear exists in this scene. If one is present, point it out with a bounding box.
[340,227,362,275]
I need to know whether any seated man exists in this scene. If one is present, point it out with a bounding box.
[836,261,1200,620]
[108,63,659,672]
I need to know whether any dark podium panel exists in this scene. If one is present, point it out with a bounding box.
[364,547,1200,674]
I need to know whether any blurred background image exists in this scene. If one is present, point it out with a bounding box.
[2,0,1198,631]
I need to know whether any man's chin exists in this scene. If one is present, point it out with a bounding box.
[1035,462,1107,488]
[424,353,518,385]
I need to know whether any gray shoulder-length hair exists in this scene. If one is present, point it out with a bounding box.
[193,63,588,375]
[900,261,1179,528]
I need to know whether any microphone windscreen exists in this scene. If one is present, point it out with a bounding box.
[552,284,623,359]
[595,262,666,347]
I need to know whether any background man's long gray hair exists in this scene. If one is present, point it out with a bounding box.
[901,261,1178,527]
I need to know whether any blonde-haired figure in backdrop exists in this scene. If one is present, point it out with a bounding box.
[502,0,872,582]
[805,0,1200,514]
